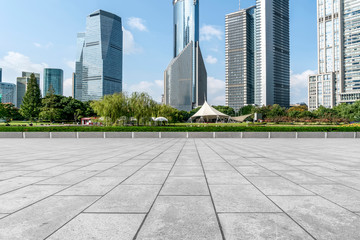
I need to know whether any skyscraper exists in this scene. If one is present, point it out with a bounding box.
[308,0,360,110]
[164,0,207,112]
[0,83,16,105]
[0,68,2,83]
[254,0,290,107]
[225,7,256,112]
[43,68,63,96]
[75,10,123,102]
[16,72,40,108]
[225,0,290,110]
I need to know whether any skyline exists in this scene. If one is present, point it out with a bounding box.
[0,0,317,105]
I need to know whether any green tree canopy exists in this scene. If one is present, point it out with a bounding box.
[19,73,42,121]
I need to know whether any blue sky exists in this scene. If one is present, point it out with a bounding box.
[0,0,317,105]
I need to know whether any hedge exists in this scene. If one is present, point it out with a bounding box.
[0,126,359,132]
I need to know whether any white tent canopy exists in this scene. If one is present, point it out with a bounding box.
[190,101,230,122]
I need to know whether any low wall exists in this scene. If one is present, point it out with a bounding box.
[0,132,359,139]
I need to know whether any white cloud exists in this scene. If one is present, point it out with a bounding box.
[66,60,75,71]
[212,95,225,106]
[122,27,142,55]
[208,76,225,95]
[290,69,317,104]
[200,25,222,41]
[127,17,148,32]
[33,42,53,49]
[63,78,73,97]
[205,55,218,64]
[0,51,49,92]
[125,80,163,102]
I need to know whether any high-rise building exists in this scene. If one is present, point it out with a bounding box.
[43,68,63,96]
[225,7,256,112]
[0,83,16,105]
[255,0,290,107]
[225,0,290,110]
[0,68,2,83]
[16,72,40,108]
[164,0,207,112]
[75,10,123,102]
[309,0,360,110]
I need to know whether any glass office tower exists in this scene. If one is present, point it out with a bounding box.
[75,10,123,102]
[44,68,63,96]
[0,68,2,82]
[254,0,290,107]
[225,7,256,112]
[0,83,16,104]
[309,0,360,110]
[164,0,207,112]
[16,72,40,107]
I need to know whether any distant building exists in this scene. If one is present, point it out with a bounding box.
[225,7,256,112]
[72,72,76,98]
[0,82,16,105]
[164,0,207,112]
[309,0,360,110]
[16,72,40,108]
[0,68,2,82]
[225,0,290,110]
[43,68,63,96]
[75,10,123,102]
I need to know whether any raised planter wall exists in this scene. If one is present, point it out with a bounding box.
[0,132,359,139]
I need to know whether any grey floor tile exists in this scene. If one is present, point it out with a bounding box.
[47,214,145,240]
[0,176,47,195]
[236,166,278,177]
[219,213,313,240]
[0,171,32,180]
[37,170,98,185]
[160,177,209,196]
[305,184,360,212]
[203,162,234,171]
[141,163,174,171]
[276,171,334,185]
[210,185,281,213]
[86,185,161,213]
[325,176,360,191]
[206,171,250,185]
[56,177,125,196]
[0,185,66,213]
[248,177,314,196]
[123,171,169,185]
[270,196,360,240]
[0,196,99,240]
[169,166,204,177]
[136,196,222,240]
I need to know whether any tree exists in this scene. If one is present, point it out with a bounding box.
[19,73,42,122]
[0,103,24,123]
[239,105,255,115]
[39,89,63,122]
[212,106,235,116]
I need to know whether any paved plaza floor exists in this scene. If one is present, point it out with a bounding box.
[0,138,360,240]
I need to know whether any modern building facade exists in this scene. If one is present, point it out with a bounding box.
[43,68,63,96]
[0,83,16,105]
[225,7,256,112]
[0,68,2,83]
[74,10,123,102]
[164,0,207,112]
[225,0,290,110]
[309,0,360,110]
[16,72,40,108]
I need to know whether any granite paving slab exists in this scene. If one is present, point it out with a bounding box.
[160,177,209,196]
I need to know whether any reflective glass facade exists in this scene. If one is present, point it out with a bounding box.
[75,10,123,102]
[16,72,40,107]
[0,68,2,82]
[0,83,16,105]
[254,0,290,107]
[44,68,63,96]
[309,0,360,110]
[225,7,255,112]
[165,0,207,111]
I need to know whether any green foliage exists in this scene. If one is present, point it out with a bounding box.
[0,103,23,123]
[239,105,255,115]
[212,105,235,117]
[19,73,42,121]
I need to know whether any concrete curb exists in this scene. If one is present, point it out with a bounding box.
[0,132,358,139]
